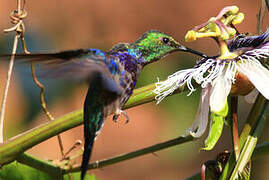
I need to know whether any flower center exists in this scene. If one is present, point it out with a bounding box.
[184,6,256,96]
[184,5,244,59]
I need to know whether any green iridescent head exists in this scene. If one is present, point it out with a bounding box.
[133,30,188,64]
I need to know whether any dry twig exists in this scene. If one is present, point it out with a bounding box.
[0,0,27,143]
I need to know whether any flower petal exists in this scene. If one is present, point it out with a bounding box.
[154,58,219,104]
[154,69,195,104]
[202,112,225,150]
[237,61,269,99]
[244,88,259,104]
[210,70,232,113]
[188,85,211,137]
[228,28,269,51]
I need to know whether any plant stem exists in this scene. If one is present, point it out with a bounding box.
[0,35,19,143]
[4,91,269,177]
[185,141,269,180]
[239,95,267,149]
[64,135,195,173]
[16,153,62,176]
[256,0,266,34]
[0,82,186,166]
[0,0,24,143]
[30,63,65,157]
[231,96,240,160]
[230,98,268,179]
[219,94,268,180]
[17,140,269,178]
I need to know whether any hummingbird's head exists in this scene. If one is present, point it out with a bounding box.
[134,30,188,64]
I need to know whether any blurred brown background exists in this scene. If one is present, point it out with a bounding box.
[0,0,268,179]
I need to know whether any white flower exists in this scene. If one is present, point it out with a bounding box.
[154,30,269,137]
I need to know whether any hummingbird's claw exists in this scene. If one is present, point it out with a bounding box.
[122,110,130,124]
[112,114,119,122]
[113,109,130,124]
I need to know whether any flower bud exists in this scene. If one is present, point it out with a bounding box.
[185,30,197,42]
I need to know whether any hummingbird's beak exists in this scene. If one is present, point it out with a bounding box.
[173,42,208,58]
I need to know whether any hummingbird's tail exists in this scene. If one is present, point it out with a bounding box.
[81,73,122,180]
[81,81,105,180]
[81,96,104,180]
[81,125,96,180]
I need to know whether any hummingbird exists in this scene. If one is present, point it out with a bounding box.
[1,30,207,179]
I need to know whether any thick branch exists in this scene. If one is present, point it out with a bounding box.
[16,153,62,176]
[0,82,186,165]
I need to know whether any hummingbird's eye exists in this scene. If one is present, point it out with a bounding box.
[162,37,170,44]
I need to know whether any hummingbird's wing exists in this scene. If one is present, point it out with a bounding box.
[0,49,119,82]
[0,50,123,179]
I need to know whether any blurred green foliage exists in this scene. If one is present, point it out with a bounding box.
[0,161,98,180]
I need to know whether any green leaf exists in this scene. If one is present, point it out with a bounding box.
[201,101,228,150]
[0,161,52,180]
[202,113,224,151]
[214,100,229,117]
[0,161,99,180]
[63,172,98,180]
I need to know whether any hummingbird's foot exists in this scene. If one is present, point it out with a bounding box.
[113,109,130,124]
[61,140,82,160]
